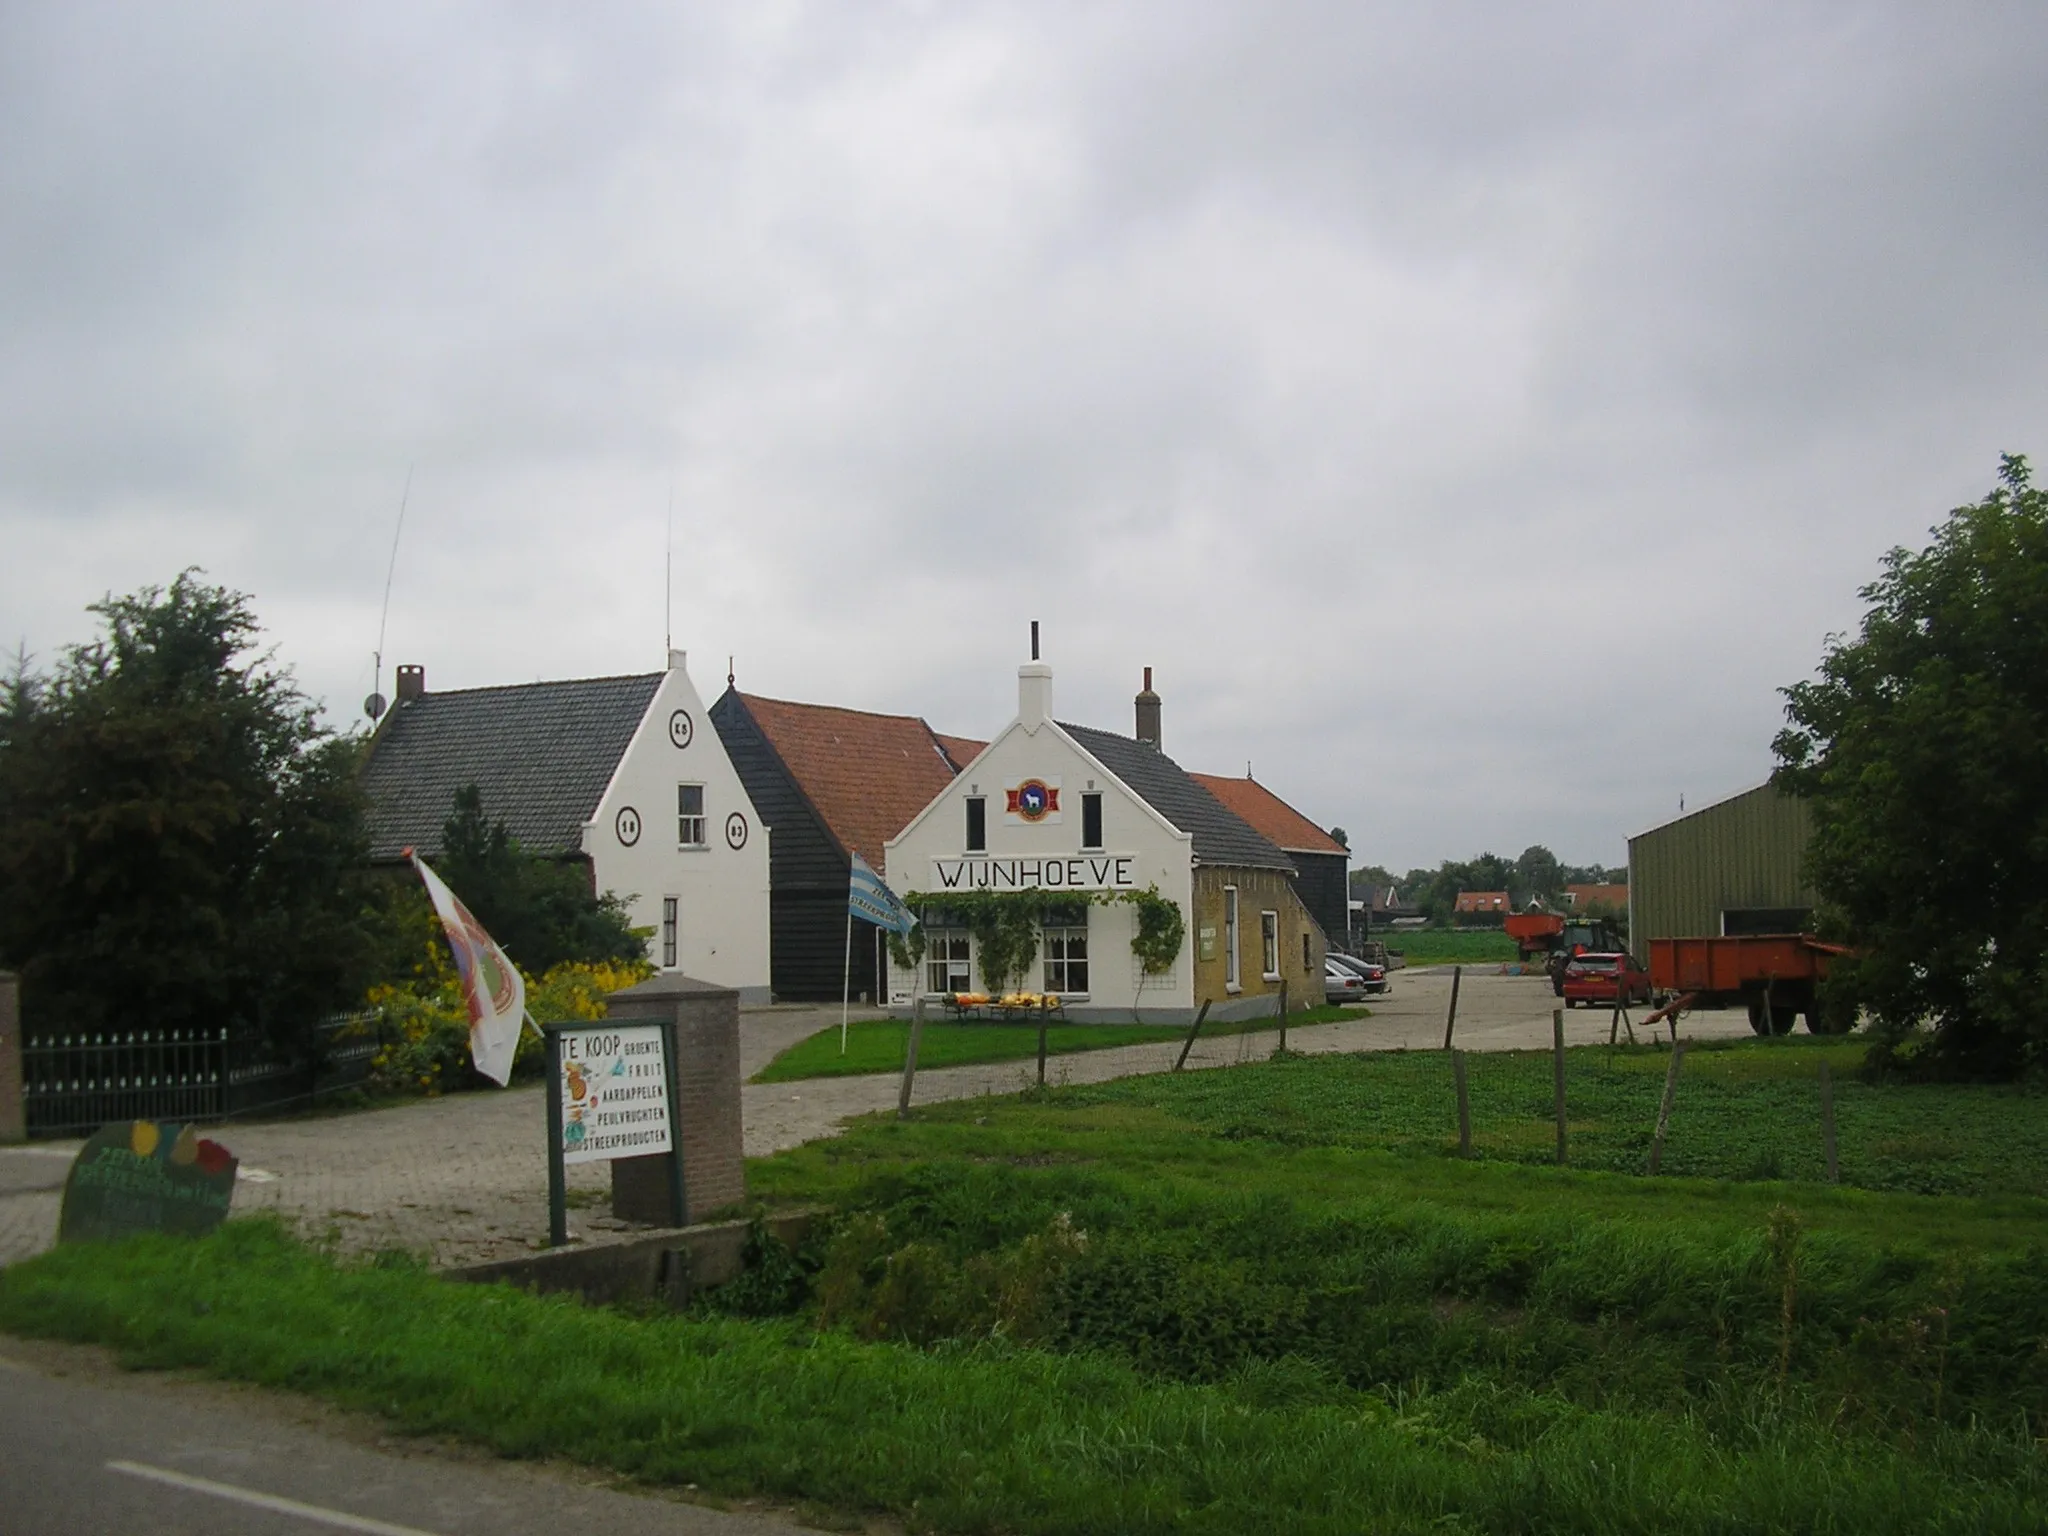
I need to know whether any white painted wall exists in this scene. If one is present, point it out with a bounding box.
[583,652,772,1003]
[885,665,1195,1019]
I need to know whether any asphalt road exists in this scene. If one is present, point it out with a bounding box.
[0,1336,808,1536]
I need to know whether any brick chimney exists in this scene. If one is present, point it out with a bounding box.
[1135,666,1161,749]
[396,664,426,704]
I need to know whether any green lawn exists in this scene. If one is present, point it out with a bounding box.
[2,1219,2041,1535]
[1370,928,1519,965]
[7,1036,2044,1534]
[752,1005,1362,1082]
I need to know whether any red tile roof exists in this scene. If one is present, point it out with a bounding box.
[737,694,969,869]
[1566,883,1629,912]
[933,733,986,769]
[1187,773,1348,855]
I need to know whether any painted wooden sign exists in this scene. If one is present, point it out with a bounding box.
[554,1024,673,1166]
[58,1120,238,1245]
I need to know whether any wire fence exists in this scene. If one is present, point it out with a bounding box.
[1073,1037,2048,1198]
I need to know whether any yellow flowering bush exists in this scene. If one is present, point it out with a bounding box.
[365,930,653,1095]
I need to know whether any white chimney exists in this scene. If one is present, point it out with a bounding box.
[667,648,688,673]
[1018,662,1052,734]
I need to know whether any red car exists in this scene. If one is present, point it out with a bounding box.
[1561,952,1652,1008]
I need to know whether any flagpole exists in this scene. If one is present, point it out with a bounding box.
[840,906,854,1054]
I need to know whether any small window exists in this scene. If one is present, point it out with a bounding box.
[677,784,706,846]
[1261,911,1279,979]
[926,929,972,994]
[1224,886,1240,989]
[1043,922,1090,994]
[661,897,679,968]
[965,797,987,852]
[1081,792,1103,850]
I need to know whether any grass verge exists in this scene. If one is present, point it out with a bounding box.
[752,1005,1363,1082]
[1371,929,1520,966]
[3,1219,2042,1535]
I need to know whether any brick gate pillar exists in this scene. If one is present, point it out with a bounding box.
[601,973,744,1225]
[0,971,21,1143]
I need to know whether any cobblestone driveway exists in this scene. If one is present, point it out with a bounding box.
[1,975,1754,1269]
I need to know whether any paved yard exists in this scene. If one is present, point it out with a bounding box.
[0,973,1754,1269]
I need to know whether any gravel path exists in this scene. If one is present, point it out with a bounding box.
[0,973,1754,1269]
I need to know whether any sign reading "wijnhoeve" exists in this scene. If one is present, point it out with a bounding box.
[555,1024,673,1166]
[930,855,1138,892]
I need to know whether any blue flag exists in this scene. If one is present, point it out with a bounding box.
[849,852,917,935]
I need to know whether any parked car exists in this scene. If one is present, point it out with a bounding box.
[1560,952,1652,1008]
[1325,951,1390,994]
[1324,959,1371,1005]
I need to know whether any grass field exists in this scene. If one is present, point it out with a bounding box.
[752,1005,1361,1082]
[1370,928,1519,965]
[6,1036,2043,1533]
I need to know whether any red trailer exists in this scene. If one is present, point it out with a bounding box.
[1503,911,1565,960]
[1647,934,1853,1035]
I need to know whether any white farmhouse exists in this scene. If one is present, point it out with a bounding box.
[884,658,1326,1022]
[359,652,771,1002]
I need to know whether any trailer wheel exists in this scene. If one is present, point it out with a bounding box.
[1806,999,1855,1035]
[1746,997,1773,1036]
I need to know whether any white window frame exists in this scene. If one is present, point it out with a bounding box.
[1080,791,1104,851]
[925,928,973,995]
[1042,922,1090,996]
[677,783,707,848]
[1224,885,1240,991]
[1261,910,1280,980]
[661,896,679,968]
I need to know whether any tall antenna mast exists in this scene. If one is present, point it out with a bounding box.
[367,463,413,722]
[664,479,674,657]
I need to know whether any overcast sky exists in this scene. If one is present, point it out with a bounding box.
[4,2,2044,874]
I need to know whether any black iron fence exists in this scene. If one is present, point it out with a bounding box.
[22,1011,392,1138]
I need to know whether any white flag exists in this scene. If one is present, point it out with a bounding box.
[409,851,526,1087]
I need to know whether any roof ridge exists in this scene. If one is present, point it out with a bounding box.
[404,671,662,699]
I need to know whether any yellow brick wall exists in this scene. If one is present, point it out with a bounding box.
[1190,866,1326,1009]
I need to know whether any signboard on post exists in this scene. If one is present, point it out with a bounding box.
[543,1022,685,1246]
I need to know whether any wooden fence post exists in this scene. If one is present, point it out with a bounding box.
[897,997,926,1120]
[1552,1008,1568,1165]
[1452,1049,1471,1157]
[1036,1004,1049,1089]
[1819,1060,1840,1183]
[1647,1040,1687,1174]
[1174,1000,1212,1072]
[1442,965,1462,1050]
[1276,981,1289,1054]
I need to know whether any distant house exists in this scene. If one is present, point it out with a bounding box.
[708,690,981,1003]
[1565,882,1629,916]
[358,653,772,1001]
[1453,890,1511,924]
[1188,773,1350,945]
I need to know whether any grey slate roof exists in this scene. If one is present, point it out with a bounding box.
[1059,722,1295,872]
[359,674,662,860]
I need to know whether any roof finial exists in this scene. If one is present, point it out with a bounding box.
[1030,619,1039,662]
[728,654,735,688]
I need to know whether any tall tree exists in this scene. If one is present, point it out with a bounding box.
[432,784,646,975]
[0,573,371,1052]
[1773,454,2048,1078]
[1513,845,1562,904]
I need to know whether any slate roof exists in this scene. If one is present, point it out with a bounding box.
[736,694,973,870]
[1188,772,1348,856]
[360,673,662,860]
[1060,723,1295,872]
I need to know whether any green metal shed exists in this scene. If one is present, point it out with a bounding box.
[1627,783,1816,946]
